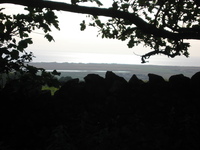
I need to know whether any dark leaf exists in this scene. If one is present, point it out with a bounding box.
[80,20,86,31]
[10,50,19,60]
[44,33,55,42]
[17,38,33,51]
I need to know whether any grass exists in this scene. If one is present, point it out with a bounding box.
[42,85,59,95]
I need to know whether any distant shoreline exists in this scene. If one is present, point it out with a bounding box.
[29,62,200,70]
[29,62,200,80]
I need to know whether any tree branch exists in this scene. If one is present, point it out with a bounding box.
[1,0,200,40]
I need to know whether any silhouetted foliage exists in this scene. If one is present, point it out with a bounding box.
[1,0,200,62]
[0,2,200,149]
[0,6,60,89]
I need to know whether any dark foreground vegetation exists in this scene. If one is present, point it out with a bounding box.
[1,1,200,149]
[1,71,200,150]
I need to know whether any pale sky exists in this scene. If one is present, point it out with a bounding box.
[1,1,200,66]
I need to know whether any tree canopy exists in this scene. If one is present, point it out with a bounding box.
[0,3,61,89]
[1,0,200,63]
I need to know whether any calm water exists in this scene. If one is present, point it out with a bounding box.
[47,66,200,81]
[49,69,149,81]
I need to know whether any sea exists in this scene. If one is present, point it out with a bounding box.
[47,69,148,81]
[30,62,200,82]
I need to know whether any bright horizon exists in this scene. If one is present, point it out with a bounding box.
[1,1,200,66]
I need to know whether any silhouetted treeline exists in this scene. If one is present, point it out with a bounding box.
[0,71,200,150]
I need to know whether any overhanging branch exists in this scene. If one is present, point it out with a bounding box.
[1,0,200,40]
